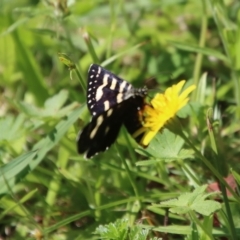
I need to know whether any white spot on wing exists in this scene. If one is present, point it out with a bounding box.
[116,93,124,103]
[90,115,104,139]
[103,100,110,111]
[119,80,127,93]
[107,108,113,117]
[95,74,109,101]
[110,78,118,90]
[118,82,134,101]
[90,75,94,79]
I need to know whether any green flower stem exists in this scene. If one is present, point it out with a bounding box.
[58,53,86,92]
[74,67,87,93]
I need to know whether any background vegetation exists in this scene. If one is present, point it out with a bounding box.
[0,0,240,239]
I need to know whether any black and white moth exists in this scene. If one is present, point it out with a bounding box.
[77,64,147,158]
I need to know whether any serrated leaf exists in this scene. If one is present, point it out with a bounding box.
[95,218,128,239]
[192,200,221,216]
[129,227,149,240]
[0,114,25,141]
[145,129,185,160]
[170,206,190,214]
[44,90,68,111]
[16,102,43,117]
[178,148,195,159]
[158,185,221,216]
[16,90,77,119]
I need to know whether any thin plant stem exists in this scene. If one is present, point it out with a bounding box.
[192,0,208,101]
[206,110,237,240]
[115,143,140,200]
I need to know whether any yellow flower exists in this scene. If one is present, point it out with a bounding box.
[134,80,196,146]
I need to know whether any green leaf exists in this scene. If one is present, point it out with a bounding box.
[158,185,221,216]
[0,114,25,141]
[232,170,240,186]
[0,151,37,196]
[16,90,78,119]
[195,72,208,104]
[30,106,84,169]
[145,129,185,160]
[170,41,230,65]
[140,224,192,235]
[129,228,149,240]
[101,42,146,66]
[192,200,220,217]
[0,106,84,196]
[10,24,49,105]
[95,218,128,239]
[0,188,38,217]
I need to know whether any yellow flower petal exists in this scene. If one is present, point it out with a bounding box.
[137,80,196,146]
[141,131,156,146]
